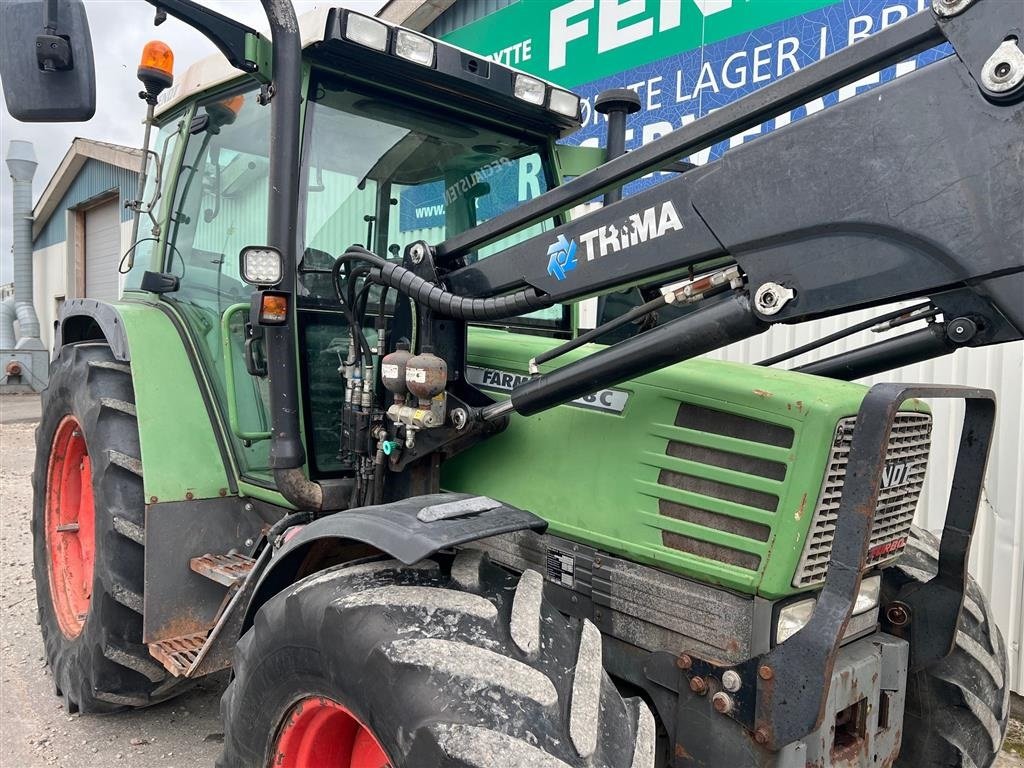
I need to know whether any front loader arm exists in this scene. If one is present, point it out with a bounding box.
[439,1,1022,319]
[396,0,1022,420]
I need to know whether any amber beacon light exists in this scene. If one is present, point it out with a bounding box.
[137,41,174,104]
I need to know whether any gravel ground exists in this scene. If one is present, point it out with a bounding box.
[1,393,1022,767]
[1,397,226,768]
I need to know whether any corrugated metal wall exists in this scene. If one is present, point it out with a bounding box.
[708,306,1024,692]
[424,0,518,38]
[34,159,137,249]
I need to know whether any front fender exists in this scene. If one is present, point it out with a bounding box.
[55,297,234,503]
[244,493,547,630]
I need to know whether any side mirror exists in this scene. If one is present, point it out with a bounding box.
[0,0,96,122]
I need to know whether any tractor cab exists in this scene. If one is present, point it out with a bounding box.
[125,8,582,487]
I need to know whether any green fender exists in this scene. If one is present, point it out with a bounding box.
[57,297,233,503]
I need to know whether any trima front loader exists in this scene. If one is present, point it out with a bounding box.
[3,0,1022,765]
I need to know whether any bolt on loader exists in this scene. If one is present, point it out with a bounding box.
[2,0,1022,765]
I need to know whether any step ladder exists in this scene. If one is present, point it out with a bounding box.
[147,552,256,677]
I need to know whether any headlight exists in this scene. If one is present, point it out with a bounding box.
[775,598,815,644]
[513,74,546,105]
[395,30,435,66]
[240,245,283,285]
[854,575,881,616]
[548,88,581,118]
[345,12,388,52]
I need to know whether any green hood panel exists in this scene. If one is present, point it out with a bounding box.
[443,327,927,599]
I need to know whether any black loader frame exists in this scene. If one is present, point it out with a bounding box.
[639,384,996,759]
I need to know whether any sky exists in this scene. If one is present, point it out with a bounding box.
[0,0,385,284]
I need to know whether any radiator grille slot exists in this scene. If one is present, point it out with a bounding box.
[793,412,932,587]
[674,403,794,448]
[655,403,790,571]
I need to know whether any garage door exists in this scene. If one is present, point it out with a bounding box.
[84,198,120,302]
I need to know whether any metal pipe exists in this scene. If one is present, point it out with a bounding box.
[793,323,955,381]
[6,141,42,347]
[499,293,766,418]
[256,0,324,510]
[0,298,16,349]
[594,89,641,206]
[126,102,157,271]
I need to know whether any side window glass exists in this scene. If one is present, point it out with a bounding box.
[167,89,274,476]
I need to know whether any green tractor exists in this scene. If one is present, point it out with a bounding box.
[3,0,1022,765]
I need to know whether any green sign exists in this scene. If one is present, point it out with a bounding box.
[443,0,837,87]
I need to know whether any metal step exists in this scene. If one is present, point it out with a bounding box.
[148,633,207,677]
[190,552,256,587]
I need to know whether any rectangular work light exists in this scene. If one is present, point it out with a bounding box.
[345,12,388,52]
[548,88,581,119]
[240,245,283,286]
[395,29,435,67]
[513,74,546,106]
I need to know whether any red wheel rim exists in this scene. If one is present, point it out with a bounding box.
[45,416,96,638]
[273,697,390,768]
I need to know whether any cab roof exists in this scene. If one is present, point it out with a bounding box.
[156,7,582,139]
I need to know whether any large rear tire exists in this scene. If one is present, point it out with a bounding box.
[32,343,178,713]
[219,551,656,767]
[891,526,1009,768]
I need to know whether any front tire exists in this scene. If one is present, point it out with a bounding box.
[32,343,177,713]
[891,526,1010,768]
[220,551,655,767]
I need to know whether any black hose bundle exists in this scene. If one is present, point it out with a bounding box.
[335,245,554,322]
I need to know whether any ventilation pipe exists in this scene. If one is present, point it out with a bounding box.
[0,297,16,349]
[6,140,42,349]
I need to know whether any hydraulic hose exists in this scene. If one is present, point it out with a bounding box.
[338,246,554,321]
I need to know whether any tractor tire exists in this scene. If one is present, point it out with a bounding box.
[890,526,1010,768]
[32,342,178,713]
[219,551,656,768]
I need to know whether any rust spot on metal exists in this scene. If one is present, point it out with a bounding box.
[149,496,158,503]
[185,491,194,501]
[753,389,772,398]
[218,488,227,497]
[795,492,808,522]
[677,654,693,670]
[674,743,693,760]
[753,728,770,745]
[758,664,774,681]
[689,676,708,695]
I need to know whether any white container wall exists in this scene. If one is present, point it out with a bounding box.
[707,304,1024,692]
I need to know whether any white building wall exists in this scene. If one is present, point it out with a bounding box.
[708,304,1024,691]
[30,240,67,352]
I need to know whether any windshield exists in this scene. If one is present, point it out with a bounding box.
[301,73,558,303]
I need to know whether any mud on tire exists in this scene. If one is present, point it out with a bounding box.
[219,550,656,767]
[32,343,179,713]
[891,526,1010,768]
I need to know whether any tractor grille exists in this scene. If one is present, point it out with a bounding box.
[656,403,793,572]
[793,412,932,587]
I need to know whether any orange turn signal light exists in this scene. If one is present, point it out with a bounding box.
[259,293,289,325]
